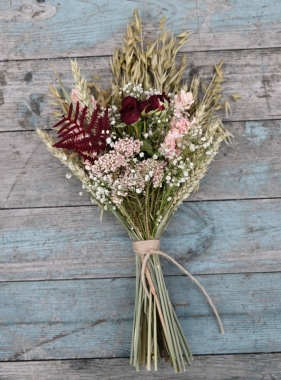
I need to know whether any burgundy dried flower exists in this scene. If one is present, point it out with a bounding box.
[138,100,150,113]
[148,95,164,110]
[120,96,140,125]
[144,93,170,113]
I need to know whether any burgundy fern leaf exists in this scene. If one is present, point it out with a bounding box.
[53,102,111,163]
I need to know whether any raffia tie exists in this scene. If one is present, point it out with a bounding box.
[133,239,225,335]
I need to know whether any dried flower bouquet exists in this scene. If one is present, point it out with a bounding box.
[37,10,231,373]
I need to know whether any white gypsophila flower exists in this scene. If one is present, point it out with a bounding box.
[66,173,72,179]
[153,154,158,160]
[139,152,144,158]
[167,196,172,201]
[106,137,112,144]
[79,192,83,196]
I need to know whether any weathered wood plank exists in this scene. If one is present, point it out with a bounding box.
[1,48,281,132]
[0,273,281,360]
[1,354,281,380]
[1,0,281,61]
[1,199,281,281]
[1,118,281,208]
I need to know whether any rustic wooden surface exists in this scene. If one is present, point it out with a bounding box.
[1,0,281,379]
[1,354,281,380]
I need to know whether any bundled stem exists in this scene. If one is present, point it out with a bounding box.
[131,253,193,373]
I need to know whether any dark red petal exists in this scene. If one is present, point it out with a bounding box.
[160,92,170,104]
[148,95,161,110]
[120,109,140,125]
[121,96,138,109]
[138,100,151,113]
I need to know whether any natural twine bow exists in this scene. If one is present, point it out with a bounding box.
[133,239,225,335]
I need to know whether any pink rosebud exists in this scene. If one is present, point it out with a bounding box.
[90,95,97,110]
[71,89,84,111]
[71,89,80,104]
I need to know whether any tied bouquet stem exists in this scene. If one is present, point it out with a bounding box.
[37,9,231,373]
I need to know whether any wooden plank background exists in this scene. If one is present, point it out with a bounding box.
[1,0,281,378]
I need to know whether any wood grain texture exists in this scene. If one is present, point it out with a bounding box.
[1,199,281,281]
[1,0,281,61]
[1,0,281,374]
[0,273,281,360]
[1,48,281,133]
[1,354,281,380]
[2,118,281,209]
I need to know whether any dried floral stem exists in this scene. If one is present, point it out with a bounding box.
[38,8,234,374]
[140,248,224,335]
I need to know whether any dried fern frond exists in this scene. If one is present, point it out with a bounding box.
[53,102,110,163]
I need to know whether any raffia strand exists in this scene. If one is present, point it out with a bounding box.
[133,239,225,335]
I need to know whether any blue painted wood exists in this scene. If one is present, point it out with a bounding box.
[0,273,281,360]
[1,199,281,281]
[1,0,281,60]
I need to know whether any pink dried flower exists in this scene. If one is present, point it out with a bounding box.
[71,89,97,111]
[161,117,196,159]
[174,90,194,115]
[90,152,128,174]
[84,139,165,205]
[71,89,80,104]
[70,89,84,111]
[170,117,193,134]
[114,138,142,157]
[90,95,97,110]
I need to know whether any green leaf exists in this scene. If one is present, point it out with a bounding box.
[115,122,127,128]
[140,140,154,156]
